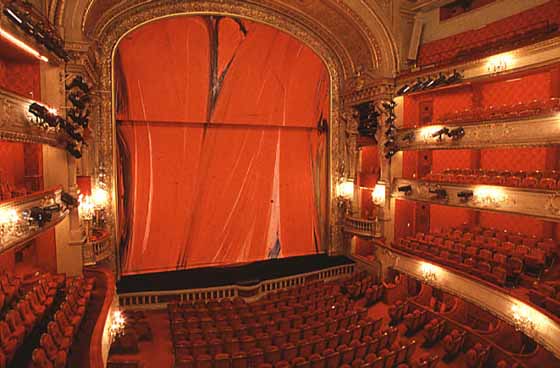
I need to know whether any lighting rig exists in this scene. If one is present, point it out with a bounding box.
[3,1,70,61]
[396,70,464,96]
[355,102,379,138]
[28,102,85,158]
[382,100,399,159]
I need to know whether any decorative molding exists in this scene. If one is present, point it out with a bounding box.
[392,178,560,222]
[0,88,63,147]
[395,115,560,151]
[375,244,560,359]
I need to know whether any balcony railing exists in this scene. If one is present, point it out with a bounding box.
[0,186,67,254]
[82,229,112,266]
[344,216,379,238]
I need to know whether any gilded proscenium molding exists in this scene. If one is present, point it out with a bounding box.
[0,88,62,146]
[392,178,560,222]
[398,34,560,84]
[0,187,68,255]
[395,115,560,151]
[81,0,398,77]
[375,244,560,358]
[90,0,384,260]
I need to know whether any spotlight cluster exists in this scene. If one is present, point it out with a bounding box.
[28,101,85,158]
[382,100,398,159]
[397,70,463,96]
[3,1,70,61]
[66,76,91,129]
[355,102,379,138]
[432,126,465,141]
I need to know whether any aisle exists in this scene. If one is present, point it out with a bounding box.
[136,310,175,367]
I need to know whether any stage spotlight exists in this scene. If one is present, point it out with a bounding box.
[402,131,415,142]
[28,207,51,226]
[385,126,397,136]
[398,185,412,194]
[384,138,395,147]
[429,188,447,199]
[446,69,463,84]
[397,84,411,95]
[382,100,397,111]
[66,143,82,158]
[447,127,465,140]
[68,92,88,110]
[64,125,84,142]
[66,76,90,93]
[457,190,474,200]
[422,77,435,89]
[433,72,447,88]
[68,108,90,128]
[43,204,61,213]
[410,78,424,92]
[61,192,78,207]
[432,127,450,140]
[385,146,399,159]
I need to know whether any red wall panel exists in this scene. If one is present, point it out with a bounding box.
[0,59,40,100]
[394,199,416,240]
[479,212,547,237]
[431,149,474,173]
[430,205,473,233]
[480,147,548,172]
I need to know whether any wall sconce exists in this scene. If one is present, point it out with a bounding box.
[91,187,109,209]
[473,186,507,207]
[511,303,536,336]
[109,310,126,339]
[420,262,438,283]
[487,53,515,74]
[371,182,386,207]
[0,208,19,245]
[336,180,354,216]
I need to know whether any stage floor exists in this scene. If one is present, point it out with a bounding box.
[117,254,354,293]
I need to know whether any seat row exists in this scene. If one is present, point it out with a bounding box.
[438,97,560,125]
[31,276,94,368]
[170,298,356,336]
[176,326,413,368]
[395,237,515,286]
[0,273,64,366]
[423,168,560,190]
[528,281,560,318]
[341,272,379,301]
[0,272,22,312]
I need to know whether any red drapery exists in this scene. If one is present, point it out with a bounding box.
[115,16,329,274]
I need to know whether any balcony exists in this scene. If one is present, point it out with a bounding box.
[82,229,112,266]
[0,186,68,254]
[392,178,560,221]
[395,114,560,151]
[343,216,381,238]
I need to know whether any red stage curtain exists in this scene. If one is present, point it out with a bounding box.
[116,16,329,274]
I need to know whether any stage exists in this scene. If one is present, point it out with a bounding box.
[117,254,354,294]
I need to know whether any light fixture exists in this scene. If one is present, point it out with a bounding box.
[61,192,78,207]
[402,131,415,143]
[457,190,474,201]
[336,180,354,216]
[419,125,446,141]
[91,187,109,209]
[398,185,412,194]
[487,53,515,74]
[109,310,126,339]
[0,208,19,245]
[473,186,507,207]
[396,84,411,95]
[78,195,94,221]
[0,27,48,62]
[447,127,465,140]
[511,303,536,336]
[432,127,450,140]
[371,183,386,206]
[429,187,447,199]
[420,262,438,283]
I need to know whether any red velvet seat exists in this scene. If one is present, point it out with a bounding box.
[264,345,281,364]
[47,321,71,352]
[31,348,54,368]
[0,321,18,362]
[5,310,26,342]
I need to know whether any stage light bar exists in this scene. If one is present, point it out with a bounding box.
[0,27,48,62]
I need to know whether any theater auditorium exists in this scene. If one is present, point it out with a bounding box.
[1,0,560,367]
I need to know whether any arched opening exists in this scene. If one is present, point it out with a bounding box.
[113,15,331,275]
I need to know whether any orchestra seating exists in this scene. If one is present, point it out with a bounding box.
[0,270,94,368]
[167,279,422,368]
[423,168,560,190]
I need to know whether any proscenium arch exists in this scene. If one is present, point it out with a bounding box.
[110,11,336,265]
[87,1,396,277]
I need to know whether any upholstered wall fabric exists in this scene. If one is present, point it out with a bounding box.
[115,16,329,274]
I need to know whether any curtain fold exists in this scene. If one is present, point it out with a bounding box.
[116,15,329,275]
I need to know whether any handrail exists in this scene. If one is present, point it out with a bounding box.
[118,263,355,310]
[89,268,116,368]
[344,216,378,238]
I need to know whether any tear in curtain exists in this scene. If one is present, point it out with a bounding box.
[115,16,329,274]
